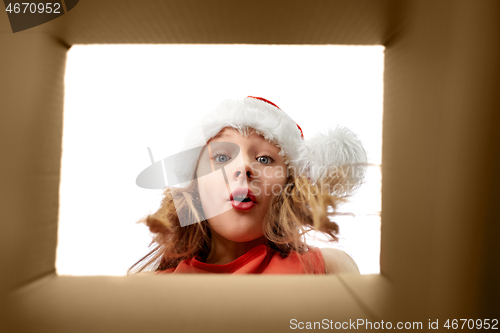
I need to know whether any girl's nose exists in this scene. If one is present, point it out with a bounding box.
[231,155,255,181]
[234,170,252,180]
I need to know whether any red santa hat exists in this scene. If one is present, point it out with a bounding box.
[171,96,367,195]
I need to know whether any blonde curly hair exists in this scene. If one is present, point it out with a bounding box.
[128,170,349,274]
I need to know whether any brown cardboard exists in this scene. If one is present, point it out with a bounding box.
[9,274,372,333]
[336,274,393,320]
[1,0,499,332]
[382,0,500,323]
[2,0,389,44]
[0,34,67,288]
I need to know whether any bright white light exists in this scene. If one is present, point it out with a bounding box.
[58,44,383,275]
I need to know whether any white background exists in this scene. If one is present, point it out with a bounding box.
[58,44,383,275]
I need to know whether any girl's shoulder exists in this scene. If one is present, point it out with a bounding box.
[319,248,360,274]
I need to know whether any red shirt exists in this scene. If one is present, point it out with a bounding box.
[156,244,325,274]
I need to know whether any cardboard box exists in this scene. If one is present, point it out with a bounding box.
[1,0,499,332]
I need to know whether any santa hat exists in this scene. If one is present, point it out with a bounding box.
[167,96,367,195]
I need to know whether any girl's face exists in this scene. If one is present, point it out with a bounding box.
[196,127,287,243]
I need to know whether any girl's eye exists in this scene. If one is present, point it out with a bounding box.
[213,154,230,163]
[257,156,274,165]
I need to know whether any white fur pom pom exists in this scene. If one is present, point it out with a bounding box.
[305,126,367,195]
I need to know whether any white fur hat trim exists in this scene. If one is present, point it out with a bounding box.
[175,97,367,194]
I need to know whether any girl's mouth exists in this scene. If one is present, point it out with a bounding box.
[230,198,255,210]
[229,188,256,210]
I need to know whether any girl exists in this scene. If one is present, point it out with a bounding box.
[130,96,366,274]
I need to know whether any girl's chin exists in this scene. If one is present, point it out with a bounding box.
[206,211,266,241]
